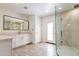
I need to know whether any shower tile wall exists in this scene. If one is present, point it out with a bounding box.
[61,8,79,49]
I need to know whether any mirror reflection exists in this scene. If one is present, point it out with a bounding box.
[3,15,29,31]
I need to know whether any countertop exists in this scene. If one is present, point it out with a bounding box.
[0,32,32,40]
[0,35,13,41]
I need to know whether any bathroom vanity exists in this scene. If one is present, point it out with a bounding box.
[0,15,31,55]
[0,35,12,56]
[0,32,32,56]
[12,32,31,48]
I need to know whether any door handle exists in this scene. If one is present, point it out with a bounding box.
[61,31,62,37]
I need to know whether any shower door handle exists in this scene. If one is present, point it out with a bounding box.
[61,31,62,37]
[61,31,63,43]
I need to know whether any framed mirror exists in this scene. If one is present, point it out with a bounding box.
[3,15,29,31]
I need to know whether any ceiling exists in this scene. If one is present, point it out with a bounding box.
[0,3,77,16]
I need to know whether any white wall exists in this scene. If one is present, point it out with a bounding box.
[28,15,35,43]
[28,15,41,44]
[0,7,28,34]
[35,15,41,44]
[41,15,55,42]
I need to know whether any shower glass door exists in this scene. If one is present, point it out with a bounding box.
[55,6,61,56]
[55,3,79,56]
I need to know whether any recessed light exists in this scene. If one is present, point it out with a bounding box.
[46,10,49,12]
[67,24,71,26]
[59,7,62,10]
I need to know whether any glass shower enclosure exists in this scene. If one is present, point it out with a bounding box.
[55,3,79,56]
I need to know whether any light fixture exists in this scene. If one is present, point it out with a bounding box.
[46,10,49,12]
[67,24,71,26]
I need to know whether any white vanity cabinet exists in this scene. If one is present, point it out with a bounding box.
[12,33,31,48]
[15,35,23,47]
[0,35,12,56]
[12,37,16,48]
[22,34,31,45]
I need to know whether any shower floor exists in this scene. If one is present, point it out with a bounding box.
[58,46,79,56]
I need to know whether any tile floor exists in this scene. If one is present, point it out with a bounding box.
[13,43,56,56]
[58,46,79,56]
